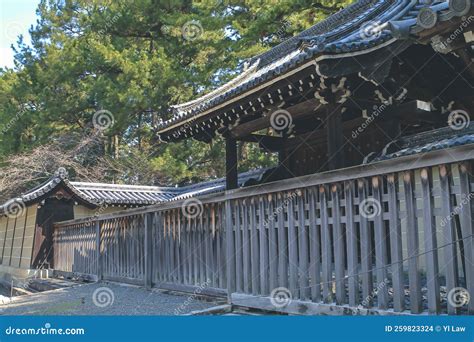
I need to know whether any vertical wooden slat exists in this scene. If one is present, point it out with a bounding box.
[250,199,260,294]
[420,168,440,314]
[372,176,388,310]
[358,179,373,307]
[458,162,474,314]
[403,171,422,314]
[204,206,213,286]
[216,204,226,288]
[234,200,243,293]
[331,184,346,305]
[387,173,405,312]
[259,196,269,295]
[193,218,199,284]
[96,221,102,280]
[268,194,278,292]
[308,187,321,302]
[242,200,251,293]
[199,214,206,285]
[277,194,288,289]
[225,200,236,299]
[287,192,299,298]
[298,190,310,300]
[320,186,332,302]
[439,164,459,314]
[345,181,358,307]
[219,203,226,289]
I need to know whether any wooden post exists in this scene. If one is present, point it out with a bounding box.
[225,200,235,302]
[459,162,474,314]
[144,213,153,289]
[95,220,102,280]
[439,165,459,314]
[326,106,345,170]
[226,137,238,190]
[387,174,405,312]
[420,168,440,314]
[372,176,388,310]
[403,171,422,314]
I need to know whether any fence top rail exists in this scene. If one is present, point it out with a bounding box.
[54,144,473,228]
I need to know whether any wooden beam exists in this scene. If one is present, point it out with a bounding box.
[230,99,320,138]
[225,137,238,190]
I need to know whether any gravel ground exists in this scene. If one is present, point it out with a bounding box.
[0,281,223,315]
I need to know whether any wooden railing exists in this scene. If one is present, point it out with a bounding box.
[53,145,474,315]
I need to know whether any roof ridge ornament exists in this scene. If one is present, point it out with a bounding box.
[54,167,69,179]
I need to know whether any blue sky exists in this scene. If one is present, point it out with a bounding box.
[1,0,39,69]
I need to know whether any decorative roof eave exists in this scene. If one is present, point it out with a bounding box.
[156,38,398,140]
[156,0,474,142]
[0,168,100,216]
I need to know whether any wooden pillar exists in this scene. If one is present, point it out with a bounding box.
[326,106,345,170]
[225,137,238,190]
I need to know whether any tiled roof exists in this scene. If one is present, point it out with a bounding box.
[370,125,474,162]
[0,167,268,213]
[157,0,470,137]
[71,182,179,206]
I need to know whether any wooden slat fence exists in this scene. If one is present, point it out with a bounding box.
[53,146,474,315]
[53,221,98,275]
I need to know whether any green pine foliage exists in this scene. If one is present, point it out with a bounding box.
[0,0,354,186]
